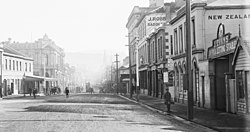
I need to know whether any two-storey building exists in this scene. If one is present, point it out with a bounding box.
[0,43,36,96]
[169,0,250,113]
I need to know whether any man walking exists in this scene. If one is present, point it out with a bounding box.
[65,87,69,98]
[33,88,37,99]
[164,87,172,113]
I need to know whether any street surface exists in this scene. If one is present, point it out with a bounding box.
[0,94,214,132]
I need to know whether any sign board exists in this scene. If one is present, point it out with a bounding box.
[208,23,238,59]
[163,72,168,83]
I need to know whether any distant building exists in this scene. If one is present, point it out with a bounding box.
[118,56,130,94]
[7,34,65,94]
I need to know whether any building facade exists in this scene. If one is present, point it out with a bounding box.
[126,5,158,94]
[136,2,177,98]
[0,43,35,96]
[169,0,250,112]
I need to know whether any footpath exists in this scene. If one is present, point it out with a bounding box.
[121,94,250,132]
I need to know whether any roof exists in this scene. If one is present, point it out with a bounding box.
[3,44,33,61]
[232,37,250,65]
[207,0,250,7]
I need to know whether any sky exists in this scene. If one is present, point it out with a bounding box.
[0,0,172,58]
[0,0,173,82]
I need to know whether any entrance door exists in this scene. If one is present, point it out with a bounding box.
[215,58,229,111]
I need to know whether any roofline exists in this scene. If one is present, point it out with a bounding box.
[169,3,207,25]
[3,52,33,61]
[205,5,250,10]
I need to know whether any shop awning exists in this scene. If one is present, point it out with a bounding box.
[44,77,57,81]
[24,75,57,81]
[24,75,44,81]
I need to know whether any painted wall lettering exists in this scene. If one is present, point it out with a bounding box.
[208,14,250,20]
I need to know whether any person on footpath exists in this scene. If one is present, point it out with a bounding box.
[164,86,172,113]
[33,88,37,99]
[65,87,69,98]
[29,87,32,96]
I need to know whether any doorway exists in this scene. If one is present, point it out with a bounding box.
[215,57,229,111]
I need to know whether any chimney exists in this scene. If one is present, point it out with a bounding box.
[149,0,164,7]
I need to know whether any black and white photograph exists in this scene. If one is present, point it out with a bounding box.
[0,0,250,132]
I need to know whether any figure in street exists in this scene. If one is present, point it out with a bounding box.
[65,87,69,98]
[33,88,37,99]
[29,87,32,96]
[164,87,172,113]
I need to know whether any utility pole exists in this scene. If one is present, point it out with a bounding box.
[110,64,113,91]
[115,54,120,94]
[186,0,193,120]
[126,44,133,98]
[126,33,133,99]
[0,44,3,98]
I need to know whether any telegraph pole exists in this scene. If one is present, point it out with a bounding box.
[110,64,112,90]
[126,44,133,98]
[186,0,193,120]
[115,54,120,94]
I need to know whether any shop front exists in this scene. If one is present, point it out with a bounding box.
[232,39,250,114]
[208,23,238,112]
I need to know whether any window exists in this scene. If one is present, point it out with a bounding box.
[157,38,160,59]
[13,60,15,70]
[9,60,11,70]
[192,18,196,47]
[29,63,31,72]
[159,37,163,58]
[20,62,22,71]
[179,25,183,53]
[174,28,178,55]
[25,62,27,72]
[184,22,186,52]
[46,55,49,66]
[170,35,173,55]
[5,59,7,70]
[152,41,155,61]
[16,61,18,71]
[236,71,245,99]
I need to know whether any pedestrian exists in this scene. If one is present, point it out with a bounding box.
[33,88,37,99]
[29,87,32,96]
[164,87,172,113]
[65,87,69,98]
